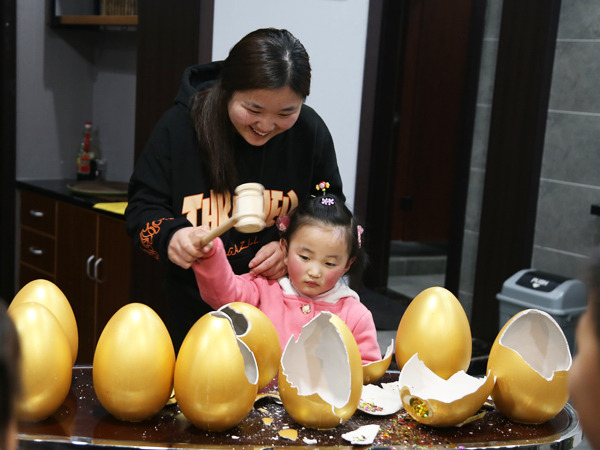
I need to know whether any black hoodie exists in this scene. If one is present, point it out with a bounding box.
[125,62,345,350]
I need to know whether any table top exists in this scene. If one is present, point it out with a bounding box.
[17,366,582,449]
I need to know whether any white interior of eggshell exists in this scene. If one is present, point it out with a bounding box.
[219,305,250,338]
[358,382,403,415]
[499,309,572,379]
[281,312,350,408]
[210,311,259,385]
[399,354,489,402]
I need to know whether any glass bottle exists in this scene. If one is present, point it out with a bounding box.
[76,122,101,180]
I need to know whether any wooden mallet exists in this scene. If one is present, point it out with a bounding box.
[194,182,266,247]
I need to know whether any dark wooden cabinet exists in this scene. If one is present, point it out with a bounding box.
[19,189,131,364]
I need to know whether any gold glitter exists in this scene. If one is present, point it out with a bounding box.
[409,397,430,418]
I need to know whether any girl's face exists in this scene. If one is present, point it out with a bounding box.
[283,223,354,298]
[228,87,303,147]
[568,307,600,450]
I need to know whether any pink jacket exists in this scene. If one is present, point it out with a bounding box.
[192,238,382,364]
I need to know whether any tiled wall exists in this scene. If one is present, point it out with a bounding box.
[459,0,600,319]
[532,0,600,278]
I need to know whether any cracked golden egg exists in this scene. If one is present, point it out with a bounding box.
[174,311,258,431]
[399,353,494,427]
[278,312,363,429]
[93,303,175,422]
[8,302,72,422]
[362,340,394,384]
[218,302,280,389]
[395,287,472,379]
[487,308,571,424]
[10,279,78,364]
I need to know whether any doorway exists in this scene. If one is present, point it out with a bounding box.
[354,0,486,299]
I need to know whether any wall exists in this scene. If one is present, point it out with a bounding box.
[459,0,600,319]
[532,0,600,277]
[201,0,368,207]
[16,1,137,182]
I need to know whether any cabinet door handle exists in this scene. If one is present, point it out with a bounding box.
[29,209,45,218]
[86,255,95,280]
[94,257,104,284]
[28,246,43,256]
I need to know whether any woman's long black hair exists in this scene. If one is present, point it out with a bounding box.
[191,28,311,193]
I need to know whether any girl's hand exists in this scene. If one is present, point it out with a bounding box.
[168,226,214,269]
[248,241,287,279]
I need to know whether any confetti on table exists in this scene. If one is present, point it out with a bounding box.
[278,428,298,441]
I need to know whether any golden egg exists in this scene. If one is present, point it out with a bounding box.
[363,340,394,385]
[8,302,72,422]
[487,308,571,424]
[278,312,363,429]
[395,286,471,379]
[399,354,494,427]
[10,279,78,364]
[174,311,258,431]
[93,303,175,422]
[218,302,280,389]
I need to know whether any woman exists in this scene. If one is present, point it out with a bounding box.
[568,247,600,450]
[126,28,345,351]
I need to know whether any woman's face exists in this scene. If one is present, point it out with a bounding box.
[228,87,303,146]
[568,306,600,450]
[283,223,354,298]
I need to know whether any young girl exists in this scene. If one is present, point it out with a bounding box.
[568,247,600,450]
[191,191,381,364]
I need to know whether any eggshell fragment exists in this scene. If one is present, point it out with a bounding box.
[10,279,78,364]
[93,303,175,422]
[278,312,363,429]
[363,339,394,384]
[218,302,280,389]
[174,311,258,431]
[398,354,494,427]
[8,302,72,422]
[396,287,471,379]
[487,309,571,424]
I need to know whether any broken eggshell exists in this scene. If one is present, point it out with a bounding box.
[399,353,494,427]
[218,302,280,389]
[395,287,472,379]
[487,308,571,424]
[278,312,363,429]
[174,311,259,431]
[362,339,394,385]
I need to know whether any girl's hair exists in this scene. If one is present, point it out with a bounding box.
[584,247,600,346]
[0,301,20,448]
[280,194,366,283]
[191,28,311,193]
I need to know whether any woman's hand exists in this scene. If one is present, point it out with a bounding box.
[248,241,287,279]
[168,226,214,269]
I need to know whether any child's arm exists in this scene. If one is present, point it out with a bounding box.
[191,237,261,309]
[352,310,383,365]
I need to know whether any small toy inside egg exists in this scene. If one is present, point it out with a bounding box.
[487,308,571,424]
[174,311,259,431]
[395,287,472,379]
[278,312,363,429]
[93,303,176,422]
[399,353,494,427]
[218,302,280,389]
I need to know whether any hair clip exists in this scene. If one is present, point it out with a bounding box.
[315,181,330,195]
[321,197,335,206]
[276,215,290,232]
[357,225,364,248]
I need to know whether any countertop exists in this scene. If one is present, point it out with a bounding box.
[17,179,128,219]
